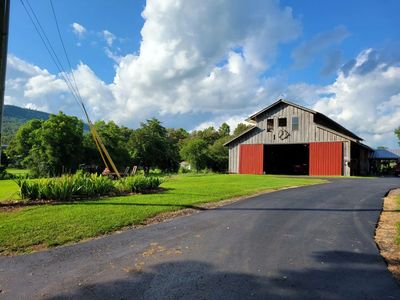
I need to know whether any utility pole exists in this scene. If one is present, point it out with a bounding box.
[0,0,10,165]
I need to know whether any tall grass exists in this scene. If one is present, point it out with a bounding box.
[17,172,162,201]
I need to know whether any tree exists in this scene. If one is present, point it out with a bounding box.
[233,123,252,136]
[83,121,132,170]
[8,112,84,177]
[396,127,400,145]
[218,123,230,137]
[128,118,179,174]
[6,119,43,167]
[207,136,229,172]
[180,138,209,171]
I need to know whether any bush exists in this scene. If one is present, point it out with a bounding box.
[16,172,162,201]
[118,175,163,193]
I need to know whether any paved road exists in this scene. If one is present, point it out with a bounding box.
[1,178,400,299]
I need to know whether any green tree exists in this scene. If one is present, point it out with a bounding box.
[83,121,132,170]
[6,119,43,166]
[233,123,252,136]
[180,138,209,171]
[10,112,84,177]
[128,118,179,174]
[395,127,400,145]
[218,122,230,137]
[207,137,229,172]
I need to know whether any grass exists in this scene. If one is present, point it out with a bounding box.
[0,180,20,202]
[0,174,324,254]
[6,168,30,176]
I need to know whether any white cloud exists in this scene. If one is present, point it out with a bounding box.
[102,30,116,47]
[71,22,86,38]
[7,1,399,148]
[307,48,400,148]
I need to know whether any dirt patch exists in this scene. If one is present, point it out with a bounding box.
[375,188,400,283]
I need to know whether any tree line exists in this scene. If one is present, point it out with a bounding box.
[3,112,252,177]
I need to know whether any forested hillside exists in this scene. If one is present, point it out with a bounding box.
[2,105,50,145]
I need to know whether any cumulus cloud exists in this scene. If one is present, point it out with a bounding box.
[292,25,349,69]
[311,48,400,148]
[7,1,399,148]
[108,0,300,123]
[71,22,87,38]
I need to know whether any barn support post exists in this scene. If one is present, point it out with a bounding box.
[343,141,351,176]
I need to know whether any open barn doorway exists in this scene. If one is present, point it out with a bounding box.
[264,144,309,175]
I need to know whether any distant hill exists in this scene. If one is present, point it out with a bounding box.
[1,105,88,146]
[1,105,51,145]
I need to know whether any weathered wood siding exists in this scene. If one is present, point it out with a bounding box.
[228,103,353,173]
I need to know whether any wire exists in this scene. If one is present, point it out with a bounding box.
[19,0,85,116]
[49,0,86,113]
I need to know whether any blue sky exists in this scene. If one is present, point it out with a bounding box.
[5,0,400,147]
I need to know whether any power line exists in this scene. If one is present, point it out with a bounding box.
[49,0,86,113]
[19,0,84,116]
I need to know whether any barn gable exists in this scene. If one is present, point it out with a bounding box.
[226,99,370,176]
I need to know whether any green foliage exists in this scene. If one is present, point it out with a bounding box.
[129,118,180,174]
[395,127,400,145]
[83,121,133,170]
[16,172,162,201]
[180,138,209,171]
[7,113,84,177]
[233,123,253,136]
[218,122,230,137]
[117,175,163,193]
[0,174,324,254]
[6,119,43,167]
[2,105,51,145]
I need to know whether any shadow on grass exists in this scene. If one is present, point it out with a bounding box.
[45,251,400,300]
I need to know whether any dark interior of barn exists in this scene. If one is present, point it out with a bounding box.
[264,144,309,175]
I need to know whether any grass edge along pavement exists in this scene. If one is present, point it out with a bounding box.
[375,189,400,283]
[0,174,325,255]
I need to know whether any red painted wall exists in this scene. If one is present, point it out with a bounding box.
[309,142,343,176]
[239,144,264,174]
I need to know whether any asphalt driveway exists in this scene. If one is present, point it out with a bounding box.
[1,178,400,299]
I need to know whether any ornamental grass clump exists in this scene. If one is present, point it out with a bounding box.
[118,175,163,193]
[16,172,162,201]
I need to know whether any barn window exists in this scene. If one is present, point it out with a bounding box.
[292,116,299,131]
[278,118,287,127]
[267,119,274,132]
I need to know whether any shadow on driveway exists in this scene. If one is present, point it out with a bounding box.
[47,251,400,300]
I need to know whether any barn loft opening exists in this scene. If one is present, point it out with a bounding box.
[264,144,309,175]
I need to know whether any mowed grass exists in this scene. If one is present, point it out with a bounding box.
[0,180,20,202]
[0,174,324,254]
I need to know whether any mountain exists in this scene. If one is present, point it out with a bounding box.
[1,105,51,145]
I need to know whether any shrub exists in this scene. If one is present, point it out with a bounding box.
[119,175,163,193]
[16,173,162,201]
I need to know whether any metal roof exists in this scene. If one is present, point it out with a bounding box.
[371,149,400,160]
[246,99,363,141]
[223,126,257,146]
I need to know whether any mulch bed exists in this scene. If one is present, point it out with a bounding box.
[375,188,400,283]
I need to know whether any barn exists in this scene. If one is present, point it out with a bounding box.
[225,99,371,176]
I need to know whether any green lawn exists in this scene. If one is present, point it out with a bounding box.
[0,180,20,202]
[0,174,324,254]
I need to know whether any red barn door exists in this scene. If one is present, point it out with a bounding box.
[309,142,343,176]
[239,144,264,174]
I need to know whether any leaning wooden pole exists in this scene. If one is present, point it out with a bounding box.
[0,0,10,165]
